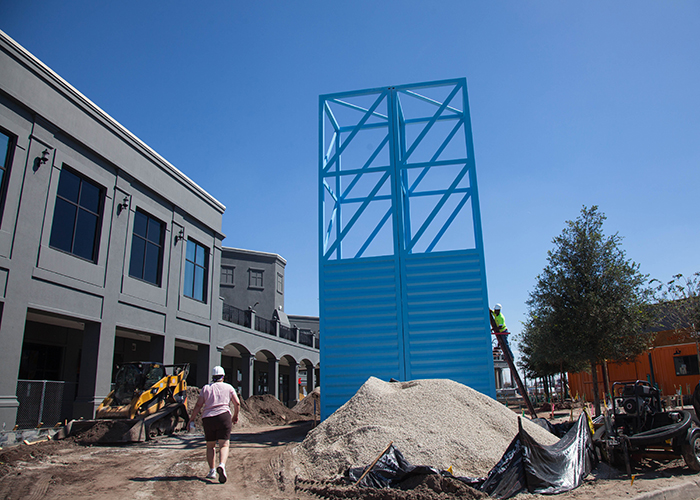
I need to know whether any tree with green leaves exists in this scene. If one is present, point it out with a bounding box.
[652,272,700,369]
[521,205,654,416]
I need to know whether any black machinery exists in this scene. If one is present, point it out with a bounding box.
[594,380,700,473]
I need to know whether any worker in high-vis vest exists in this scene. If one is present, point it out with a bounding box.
[491,304,513,358]
[492,304,507,333]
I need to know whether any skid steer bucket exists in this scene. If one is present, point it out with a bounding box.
[61,402,189,443]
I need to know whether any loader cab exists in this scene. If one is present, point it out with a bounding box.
[112,362,165,406]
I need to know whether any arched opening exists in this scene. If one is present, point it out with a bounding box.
[220,343,251,397]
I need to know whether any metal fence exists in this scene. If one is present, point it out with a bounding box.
[299,329,315,347]
[279,324,296,342]
[221,302,319,348]
[222,303,251,328]
[255,316,275,336]
[16,380,74,429]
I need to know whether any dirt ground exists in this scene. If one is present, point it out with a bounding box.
[0,403,698,500]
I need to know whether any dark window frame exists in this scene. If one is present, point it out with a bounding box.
[128,208,165,286]
[221,265,235,286]
[248,268,264,289]
[277,272,284,294]
[184,238,209,303]
[673,355,699,376]
[0,128,16,227]
[49,165,104,263]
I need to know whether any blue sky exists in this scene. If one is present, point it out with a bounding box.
[2,1,698,362]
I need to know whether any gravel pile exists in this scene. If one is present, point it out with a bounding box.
[291,377,559,480]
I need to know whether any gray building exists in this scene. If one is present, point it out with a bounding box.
[220,247,287,320]
[0,30,318,428]
[218,246,319,405]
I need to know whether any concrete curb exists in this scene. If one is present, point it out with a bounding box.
[633,479,700,500]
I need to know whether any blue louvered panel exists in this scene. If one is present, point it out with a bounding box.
[320,257,403,418]
[402,250,495,395]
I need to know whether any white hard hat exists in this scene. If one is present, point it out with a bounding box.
[212,365,225,377]
[494,303,502,310]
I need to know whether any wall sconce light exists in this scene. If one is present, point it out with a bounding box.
[174,228,185,244]
[117,196,129,215]
[38,148,51,166]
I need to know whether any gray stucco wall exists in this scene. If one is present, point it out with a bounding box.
[219,247,286,321]
[0,30,225,427]
[0,30,319,427]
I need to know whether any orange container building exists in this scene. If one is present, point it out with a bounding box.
[568,330,700,402]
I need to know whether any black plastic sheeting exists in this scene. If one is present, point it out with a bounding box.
[347,446,440,488]
[345,412,596,499]
[520,412,597,495]
[531,417,576,438]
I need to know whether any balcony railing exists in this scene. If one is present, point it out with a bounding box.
[222,304,250,328]
[279,324,296,342]
[299,329,315,347]
[221,303,318,349]
[255,316,275,336]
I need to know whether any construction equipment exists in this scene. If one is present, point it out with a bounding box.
[489,310,538,418]
[593,380,700,473]
[62,362,190,443]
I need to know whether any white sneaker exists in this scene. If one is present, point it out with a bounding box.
[217,464,227,484]
[206,469,216,479]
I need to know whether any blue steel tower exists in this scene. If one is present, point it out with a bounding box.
[318,78,494,419]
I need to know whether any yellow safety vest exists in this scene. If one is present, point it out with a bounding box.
[494,312,506,332]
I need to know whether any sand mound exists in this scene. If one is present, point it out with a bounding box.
[242,394,309,426]
[291,377,559,480]
[292,387,320,417]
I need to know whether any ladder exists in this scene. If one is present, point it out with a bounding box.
[490,311,538,418]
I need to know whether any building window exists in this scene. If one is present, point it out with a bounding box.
[0,130,14,224]
[674,355,699,376]
[184,239,208,302]
[129,209,164,285]
[249,269,263,289]
[49,167,103,262]
[277,272,284,294]
[221,266,234,285]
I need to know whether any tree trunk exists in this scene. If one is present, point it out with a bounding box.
[590,360,601,417]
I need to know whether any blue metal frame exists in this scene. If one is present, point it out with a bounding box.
[319,79,494,419]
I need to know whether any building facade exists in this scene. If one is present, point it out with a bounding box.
[568,328,700,403]
[220,247,286,320]
[0,31,318,429]
[218,246,320,406]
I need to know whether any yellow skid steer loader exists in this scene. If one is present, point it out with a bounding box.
[62,362,190,443]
